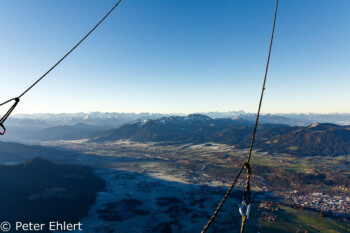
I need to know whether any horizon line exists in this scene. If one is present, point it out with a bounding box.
[11,111,350,116]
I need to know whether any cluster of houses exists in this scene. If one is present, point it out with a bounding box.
[273,191,350,217]
[255,202,278,221]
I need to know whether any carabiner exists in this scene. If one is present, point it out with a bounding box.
[239,201,251,219]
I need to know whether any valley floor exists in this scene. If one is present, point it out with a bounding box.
[38,140,350,233]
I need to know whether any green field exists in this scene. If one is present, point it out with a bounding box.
[260,205,350,233]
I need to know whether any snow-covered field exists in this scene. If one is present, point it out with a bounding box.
[74,166,239,233]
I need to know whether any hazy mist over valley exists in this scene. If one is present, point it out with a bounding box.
[0,111,349,232]
[1,0,350,232]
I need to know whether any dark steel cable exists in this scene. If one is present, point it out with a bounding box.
[201,0,279,232]
[247,0,279,164]
[0,98,19,135]
[0,0,123,133]
[18,0,123,99]
[201,164,245,233]
[0,98,16,107]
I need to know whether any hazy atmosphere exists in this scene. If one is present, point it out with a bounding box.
[1,0,349,114]
[1,1,350,233]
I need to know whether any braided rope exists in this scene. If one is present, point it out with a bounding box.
[201,0,279,232]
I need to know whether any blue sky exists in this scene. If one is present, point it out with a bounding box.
[1,0,349,114]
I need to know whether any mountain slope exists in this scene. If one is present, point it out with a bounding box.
[2,123,109,141]
[38,123,109,140]
[0,157,105,231]
[252,123,350,156]
[0,141,78,164]
[91,114,252,143]
[91,115,350,157]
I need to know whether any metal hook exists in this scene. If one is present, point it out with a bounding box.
[0,123,5,135]
[239,201,251,219]
[0,98,20,135]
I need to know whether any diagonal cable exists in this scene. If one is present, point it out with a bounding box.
[18,0,123,99]
[0,0,123,133]
[201,0,279,232]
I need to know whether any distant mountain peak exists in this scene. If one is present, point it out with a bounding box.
[187,114,212,121]
[309,123,319,128]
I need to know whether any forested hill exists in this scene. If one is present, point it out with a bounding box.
[221,123,350,156]
[0,157,105,232]
[90,115,350,157]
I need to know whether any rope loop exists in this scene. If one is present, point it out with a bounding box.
[242,163,251,205]
[0,0,123,135]
[0,98,20,135]
[239,163,252,233]
[201,0,278,231]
